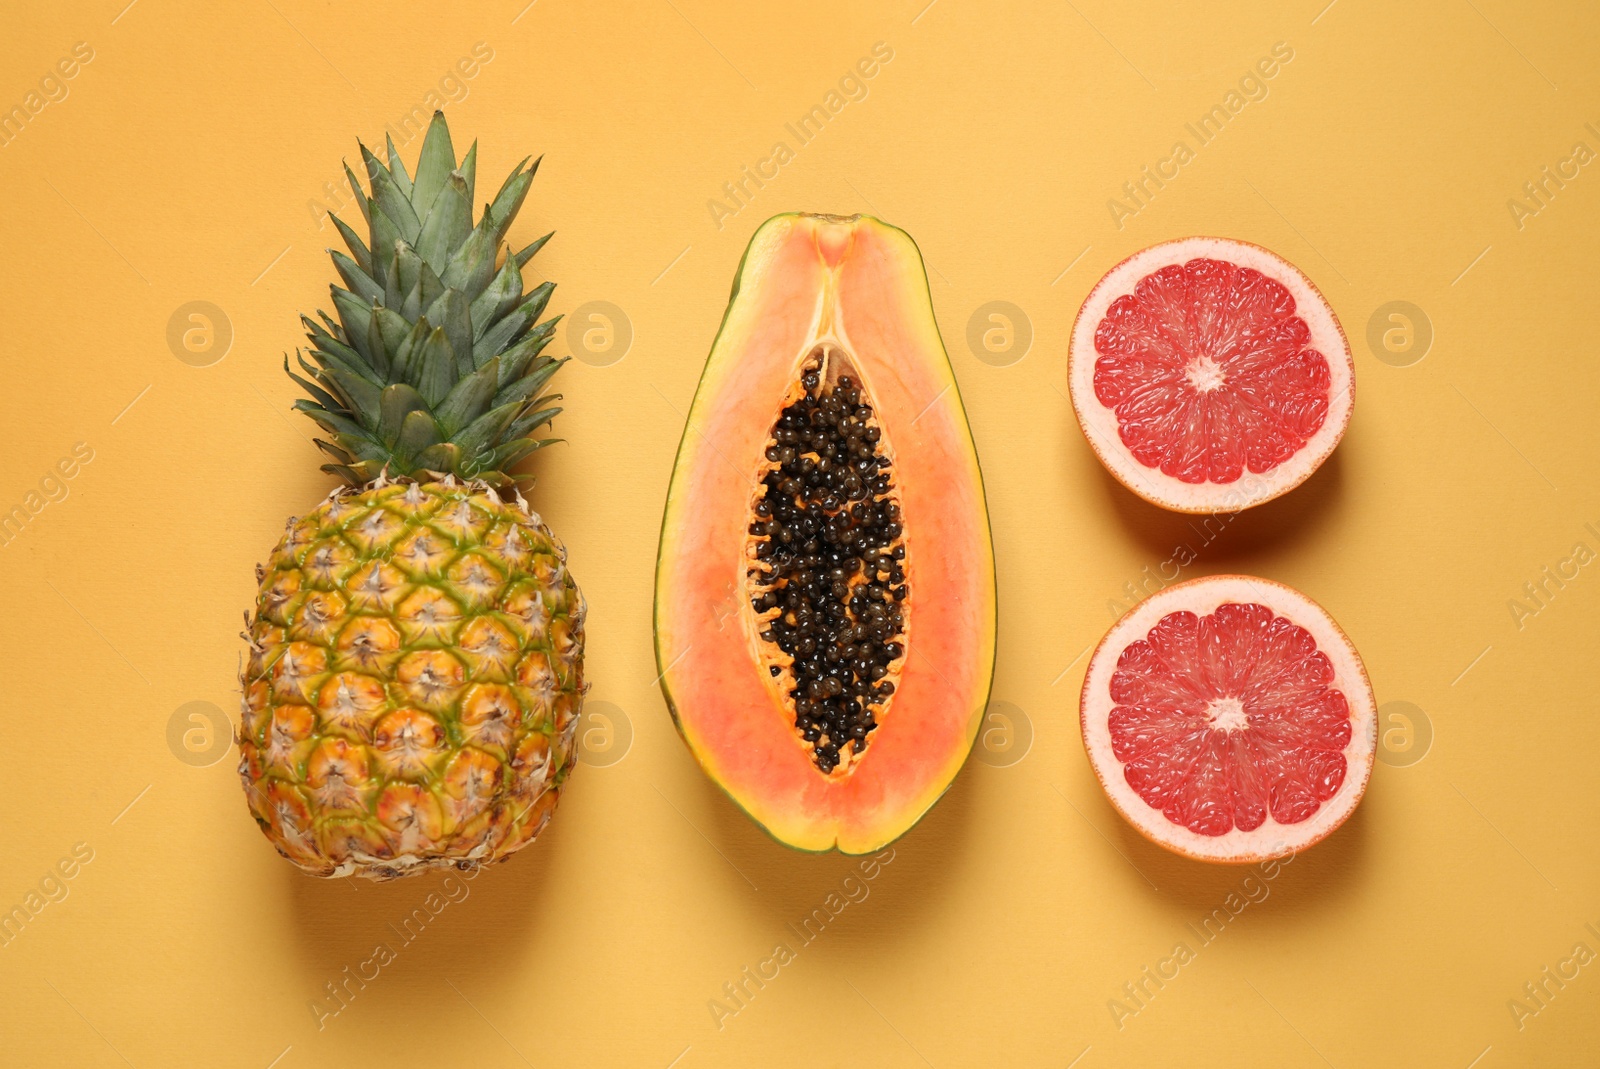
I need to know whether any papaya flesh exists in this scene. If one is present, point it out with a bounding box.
[655,213,996,853]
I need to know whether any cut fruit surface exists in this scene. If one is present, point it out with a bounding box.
[654,213,996,854]
[1069,237,1353,513]
[1080,574,1374,863]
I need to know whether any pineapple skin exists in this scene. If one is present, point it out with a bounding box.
[238,478,584,880]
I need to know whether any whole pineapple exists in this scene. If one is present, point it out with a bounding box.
[238,113,584,880]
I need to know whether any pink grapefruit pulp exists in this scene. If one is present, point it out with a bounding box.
[1080,575,1375,863]
[1069,237,1353,513]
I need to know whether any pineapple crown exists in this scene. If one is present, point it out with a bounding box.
[289,111,565,488]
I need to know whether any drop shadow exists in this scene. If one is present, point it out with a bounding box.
[1207,448,1349,569]
[687,748,981,943]
[509,440,566,493]
[281,814,571,986]
[1093,445,1348,569]
[1095,771,1374,924]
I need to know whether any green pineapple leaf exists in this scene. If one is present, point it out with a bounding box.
[291,112,566,487]
[384,135,413,197]
[410,113,458,216]
[377,384,429,445]
[328,213,372,275]
[416,173,472,271]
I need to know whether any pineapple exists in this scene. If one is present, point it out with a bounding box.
[238,113,584,880]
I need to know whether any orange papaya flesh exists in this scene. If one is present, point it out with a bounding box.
[655,213,996,853]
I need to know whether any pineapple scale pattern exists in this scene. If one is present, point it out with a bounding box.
[238,479,584,879]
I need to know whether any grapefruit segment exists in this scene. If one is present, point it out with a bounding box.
[1081,575,1374,862]
[1070,237,1352,513]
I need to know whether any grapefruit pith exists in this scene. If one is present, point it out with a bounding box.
[1069,237,1353,513]
[1080,574,1375,863]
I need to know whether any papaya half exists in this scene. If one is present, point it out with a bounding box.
[654,213,996,853]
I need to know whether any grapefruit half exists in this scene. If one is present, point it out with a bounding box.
[1069,237,1352,513]
[1080,574,1375,863]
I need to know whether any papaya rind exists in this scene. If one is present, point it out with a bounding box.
[653,212,997,854]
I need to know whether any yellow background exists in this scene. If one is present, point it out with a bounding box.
[2,1,1597,1066]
